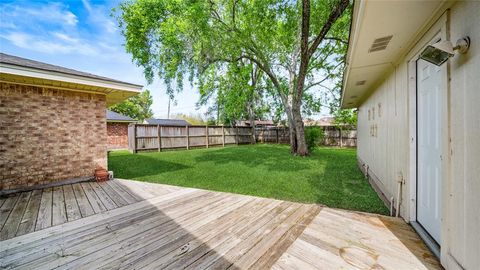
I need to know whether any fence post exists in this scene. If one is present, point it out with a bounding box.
[186,125,189,150]
[235,126,239,145]
[276,128,279,143]
[133,124,137,153]
[222,125,225,147]
[157,124,161,152]
[251,126,255,144]
[339,128,343,147]
[205,125,209,148]
[261,128,265,143]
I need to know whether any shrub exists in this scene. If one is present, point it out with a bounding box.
[305,126,324,152]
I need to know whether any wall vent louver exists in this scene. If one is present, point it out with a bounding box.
[368,35,393,53]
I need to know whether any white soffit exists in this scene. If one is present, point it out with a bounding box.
[342,0,445,108]
[0,63,143,106]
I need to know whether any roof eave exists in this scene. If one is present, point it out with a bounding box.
[0,63,143,92]
[340,0,365,109]
[107,120,136,123]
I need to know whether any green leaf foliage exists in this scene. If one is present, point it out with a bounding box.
[114,0,351,154]
[333,108,357,129]
[109,89,154,121]
[305,126,324,152]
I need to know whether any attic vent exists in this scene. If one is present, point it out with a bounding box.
[355,80,366,86]
[369,35,393,53]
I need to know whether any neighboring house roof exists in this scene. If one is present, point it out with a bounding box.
[144,118,191,126]
[0,53,143,106]
[1,53,142,87]
[341,0,447,108]
[237,120,276,126]
[304,117,335,127]
[106,110,136,123]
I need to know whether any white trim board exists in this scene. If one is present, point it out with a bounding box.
[0,63,143,93]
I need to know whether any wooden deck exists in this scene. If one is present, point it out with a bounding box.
[0,179,441,269]
[0,179,180,240]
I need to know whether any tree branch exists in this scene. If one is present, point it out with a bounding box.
[307,0,349,57]
[294,0,312,106]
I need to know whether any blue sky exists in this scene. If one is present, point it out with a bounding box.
[0,0,204,118]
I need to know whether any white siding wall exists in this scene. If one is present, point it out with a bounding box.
[357,63,410,217]
[444,2,480,269]
[357,2,479,269]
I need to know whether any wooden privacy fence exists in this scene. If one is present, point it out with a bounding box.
[129,124,254,152]
[254,127,290,143]
[323,127,357,147]
[128,124,356,152]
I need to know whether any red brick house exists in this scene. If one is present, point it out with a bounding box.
[0,53,142,193]
[107,110,136,150]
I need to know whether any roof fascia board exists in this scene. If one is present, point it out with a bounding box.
[0,63,143,93]
[341,0,365,108]
[107,120,136,123]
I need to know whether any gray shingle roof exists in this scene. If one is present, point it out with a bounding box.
[106,110,136,122]
[0,53,142,87]
[144,118,191,126]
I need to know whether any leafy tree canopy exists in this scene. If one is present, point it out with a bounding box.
[114,0,350,155]
[333,108,357,129]
[109,89,154,121]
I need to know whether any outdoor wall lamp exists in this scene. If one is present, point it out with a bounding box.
[419,37,471,66]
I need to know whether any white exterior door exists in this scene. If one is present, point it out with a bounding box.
[416,58,444,244]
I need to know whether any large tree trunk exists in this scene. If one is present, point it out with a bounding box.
[248,105,256,144]
[289,119,297,153]
[292,105,308,156]
[284,104,297,153]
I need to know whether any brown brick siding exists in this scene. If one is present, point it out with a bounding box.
[107,122,130,150]
[0,83,107,191]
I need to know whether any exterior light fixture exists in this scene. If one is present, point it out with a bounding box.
[419,37,470,66]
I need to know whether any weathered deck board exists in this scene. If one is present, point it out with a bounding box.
[52,186,67,226]
[97,181,128,207]
[105,180,138,204]
[35,188,52,230]
[1,189,205,269]
[89,182,117,210]
[0,179,178,241]
[0,180,441,270]
[80,182,106,214]
[63,184,81,222]
[0,194,19,229]
[72,183,94,217]
[272,207,442,270]
[0,192,30,240]
[16,189,42,236]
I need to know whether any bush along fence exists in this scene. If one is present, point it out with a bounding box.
[128,124,356,153]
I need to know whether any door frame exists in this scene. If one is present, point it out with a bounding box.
[407,11,450,256]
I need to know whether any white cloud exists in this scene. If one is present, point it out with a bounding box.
[1,32,98,56]
[0,1,209,115]
[81,0,117,34]
[1,2,78,27]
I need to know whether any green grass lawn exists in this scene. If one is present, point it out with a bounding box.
[108,144,388,215]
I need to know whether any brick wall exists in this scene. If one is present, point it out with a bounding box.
[0,83,107,191]
[107,122,130,150]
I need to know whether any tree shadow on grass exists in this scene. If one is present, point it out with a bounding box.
[192,145,312,172]
[108,152,191,179]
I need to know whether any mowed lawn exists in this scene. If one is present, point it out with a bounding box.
[108,145,388,215]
